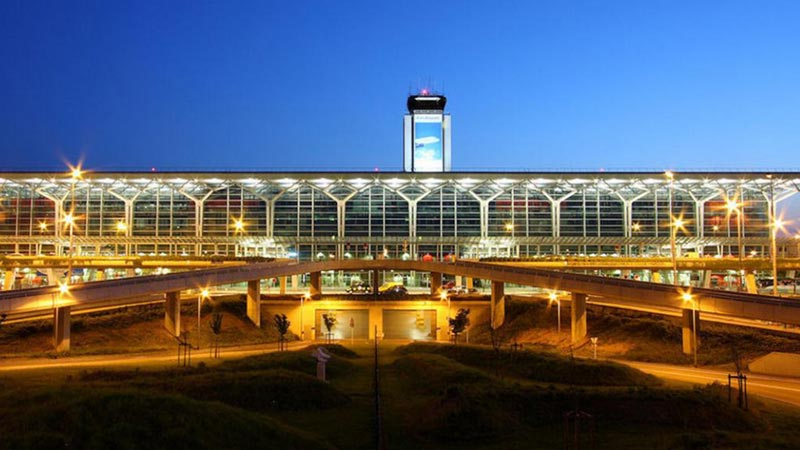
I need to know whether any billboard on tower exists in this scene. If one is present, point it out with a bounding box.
[403,93,451,172]
[413,114,443,172]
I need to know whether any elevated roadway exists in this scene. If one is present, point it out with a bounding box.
[2,259,800,351]
[2,259,799,323]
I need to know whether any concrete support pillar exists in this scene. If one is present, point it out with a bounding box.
[430,272,442,295]
[372,270,380,295]
[310,272,322,299]
[246,280,261,327]
[291,275,299,291]
[279,276,287,295]
[54,306,71,352]
[45,269,57,285]
[465,277,474,289]
[745,273,758,294]
[681,308,700,355]
[702,270,712,289]
[490,281,505,329]
[3,270,15,290]
[571,293,588,344]
[164,291,181,336]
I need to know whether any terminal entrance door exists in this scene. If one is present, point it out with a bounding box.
[314,309,369,341]
[383,310,437,340]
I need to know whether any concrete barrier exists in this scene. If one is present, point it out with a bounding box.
[749,352,800,377]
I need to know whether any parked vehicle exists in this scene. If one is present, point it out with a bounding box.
[378,282,408,296]
[346,282,372,295]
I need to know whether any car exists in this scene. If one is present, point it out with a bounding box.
[448,286,478,296]
[378,282,408,296]
[346,282,372,295]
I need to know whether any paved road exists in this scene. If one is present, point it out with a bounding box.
[622,360,800,407]
[0,340,312,373]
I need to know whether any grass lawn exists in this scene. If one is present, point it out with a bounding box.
[2,341,800,449]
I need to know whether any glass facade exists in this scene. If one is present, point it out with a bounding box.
[0,172,796,258]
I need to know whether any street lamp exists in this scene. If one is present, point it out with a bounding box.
[548,292,561,339]
[233,218,245,234]
[670,217,685,286]
[726,197,744,291]
[771,218,786,296]
[198,288,210,341]
[66,165,82,286]
[681,291,698,367]
[301,291,311,341]
[440,290,450,317]
[116,220,128,256]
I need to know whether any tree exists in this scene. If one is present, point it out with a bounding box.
[448,308,470,344]
[274,314,291,351]
[322,314,336,344]
[209,312,223,358]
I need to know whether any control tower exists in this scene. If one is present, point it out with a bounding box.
[403,90,451,172]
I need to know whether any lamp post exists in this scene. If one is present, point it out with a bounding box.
[631,222,641,256]
[682,292,698,367]
[116,220,127,256]
[198,288,209,342]
[548,292,561,339]
[37,222,48,256]
[726,198,744,291]
[671,218,684,286]
[771,218,784,296]
[66,166,82,285]
[301,292,311,341]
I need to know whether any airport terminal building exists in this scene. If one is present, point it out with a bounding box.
[1,94,799,261]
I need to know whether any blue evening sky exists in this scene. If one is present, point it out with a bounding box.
[1,1,799,173]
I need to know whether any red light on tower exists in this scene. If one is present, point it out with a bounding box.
[421,88,429,95]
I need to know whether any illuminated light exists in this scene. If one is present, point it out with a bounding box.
[201,289,210,298]
[38,222,48,231]
[421,88,429,95]
[68,164,83,180]
[632,223,641,232]
[673,218,684,228]
[664,170,674,180]
[504,223,514,232]
[63,214,74,225]
[681,292,693,303]
[233,218,245,232]
[712,225,719,231]
[151,167,157,172]
[59,282,70,295]
[726,199,740,212]
[548,292,557,302]
[116,221,128,232]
